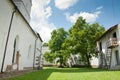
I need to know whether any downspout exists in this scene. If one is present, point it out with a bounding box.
[33,38,37,69]
[1,9,16,73]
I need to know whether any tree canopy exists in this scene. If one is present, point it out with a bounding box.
[68,17,105,67]
[48,28,68,67]
[44,17,105,67]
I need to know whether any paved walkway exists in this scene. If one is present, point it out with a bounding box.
[0,70,33,80]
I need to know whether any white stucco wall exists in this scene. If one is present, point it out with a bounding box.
[0,0,42,72]
[0,0,15,72]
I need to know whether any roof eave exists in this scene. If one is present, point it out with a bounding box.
[96,24,118,41]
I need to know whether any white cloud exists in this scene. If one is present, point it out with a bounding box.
[65,11,100,23]
[45,6,52,18]
[96,6,103,10]
[55,0,78,10]
[65,6,103,23]
[30,0,56,42]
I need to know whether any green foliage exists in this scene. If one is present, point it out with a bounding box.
[43,43,48,47]
[49,28,68,52]
[44,17,105,67]
[68,17,105,67]
[48,28,68,67]
[44,52,55,63]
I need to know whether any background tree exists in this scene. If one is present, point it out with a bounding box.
[48,28,68,67]
[44,52,55,63]
[44,17,105,68]
[69,17,105,67]
[43,43,48,47]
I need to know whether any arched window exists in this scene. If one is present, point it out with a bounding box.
[12,36,19,64]
[28,45,31,58]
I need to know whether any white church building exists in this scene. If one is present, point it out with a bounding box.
[0,0,43,73]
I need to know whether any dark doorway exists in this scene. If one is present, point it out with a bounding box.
[115,50,120,65]
[99,42,102,51]
[12,36,19,64]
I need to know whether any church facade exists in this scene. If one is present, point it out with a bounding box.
[0,0,43,73]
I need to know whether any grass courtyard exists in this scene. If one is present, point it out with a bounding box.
[5,67,120,80]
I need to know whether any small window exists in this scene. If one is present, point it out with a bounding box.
[99,42,102,51]
[113,32,117,38]
[28,45,31,57]
[12,36,19,64]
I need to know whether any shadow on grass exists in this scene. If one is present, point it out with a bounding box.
[6,67,118,80]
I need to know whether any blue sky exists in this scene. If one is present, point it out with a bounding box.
[30,0,120,42]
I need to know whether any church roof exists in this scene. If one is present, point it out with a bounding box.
[11,0,43,41]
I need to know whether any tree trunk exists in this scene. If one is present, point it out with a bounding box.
[59,55,63,68]
[86,53,91,67]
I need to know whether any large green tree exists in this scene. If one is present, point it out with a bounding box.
[44,17,105,67]
[69,17,105,67]
[48,28,68,67]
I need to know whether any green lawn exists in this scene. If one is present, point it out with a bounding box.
[5,67,120,80]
